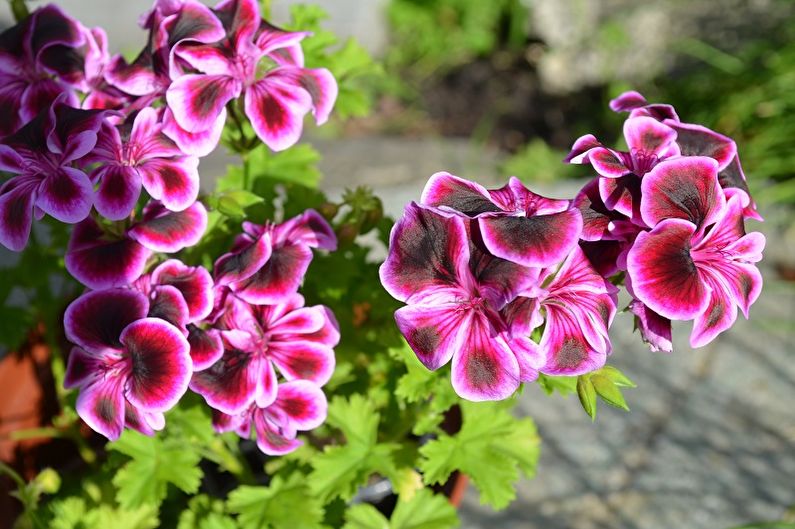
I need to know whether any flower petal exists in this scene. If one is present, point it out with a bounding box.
[76,376,125,440]
[0,176,37,251]
[278,209,337,250]
[138,156,200,212]
[121,317,191,412]
[161,106,225,157]
[267,66,338,125]
[450,311,520,401]
[468,240,537,309]
[231,243,313,305]
[92,164,142,221]
[166,74,241,133]
[274,380,327,430]
[609,91,648,112]
[627,218,709,320]
[152,259,214,322]
[421,172,501,216]
[268,340,335,385]
[128,200,208,252]
[478,208,582,268]
[689,271,739,348]
[623,116,677,157]
[380,202,471,303]
[628,299,672,353]
[244,74,312,151]
[187,325,224,371]
[252,408,301,455]
[64,346,102,389]
[36,167,94,223]
[598,174,641,220]
[124,403,165,436]
[214,232,273,286]
[539,304,607,376]
[564,134,602,164]
[640,157,726,229]
[394,302,465,371]
[190,348,259,414]
[667,121,737,170]
[574,178,621,241]
[589,147,630,178]
[148,284,190,329]
[65,288,149,353]
[66,218,151,289]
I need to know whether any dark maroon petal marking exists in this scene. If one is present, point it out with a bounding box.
[128,200,208,253]
[244,75,312,152]
[667,121,736,170]
[148,285,190,329]
[190,348,259,414]
[232,243,313,305]
[187,325,224,371]
[65,288,149,353]
[152,260,214,322]
[214,232,272,286]
[75,376,125,440]
[0,176,37,251]
[421,172,501,216]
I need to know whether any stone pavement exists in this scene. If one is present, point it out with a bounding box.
[313,136,795,529]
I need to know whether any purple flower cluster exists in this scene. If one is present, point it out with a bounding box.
[569,91,764,352]
[0,0,337,254]
[64,210,339,450]
[380,176,617,401]
[382,92,765,401]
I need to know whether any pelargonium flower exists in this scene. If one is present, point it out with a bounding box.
[380,202,541,401]
[212,379,327,455]
[214,209,336,304]
[133,259,221,370]
[0,4,85,136]
[627,159,764,347]
[66,200,208,288]
[64,288,191,440]
[166,0,337,151]
[502,247,618,376]
[0,95,109,251]
[421,173,582,268]
[190,293,339,414]
[87,107,199,219]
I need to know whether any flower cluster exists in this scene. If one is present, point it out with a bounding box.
[380,175,617,401]
[381,92,765,401]
[0,0,336,255]
[568,91,764,352]
[63,209,338,450]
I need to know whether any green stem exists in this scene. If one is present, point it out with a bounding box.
[8,427,61,441]
[8,0,29,22]
[242,151,251,190]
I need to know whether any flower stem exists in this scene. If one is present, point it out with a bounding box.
[8,0,29,22]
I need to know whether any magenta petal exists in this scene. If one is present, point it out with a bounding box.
[689,272,739,348]
[539,304,607,376]
[380,202,471,304]
[148,284,190,329]
[162,107,225,157]
[598,174,641,220]
[124,403,165,436]
[190,349,259,414]
[579,240,625,278]
[231,244,313,305]
[627,219,709,320]
[267,67,338,125]
[253,409,301,455]
[66,218,151,289]
[268,340,335,385]
[36,167,94,223]
[271,307,325,335]
[667,121,737,170]
[420,172,501,216]
[138,156,199,212]
[574,178,620,241]
[216,0,260,48]
[152,259,214,322]
[623,116,677,157]
[279,209,337,250]
[65,288,149,353]
[76,376,125,440]
[507,335,543,382]
[609,91,647,112]
[589,147,630,178]
[628,299,673,353]
[468,242,537,309]
[187,325,224,371]
[300,306,341,347]
[64,346,102,389]
[275,380,327,430]
[105,53,159,96]
[255,355,278,408]
[166,74,241,133]
[129,107,182,159]
[93,164,142,220]
[640,157,725,229]
[450,312,520,401]
[394,302,465,371]
[174,44,236,76]
[20,79,72,122]
[564,134,602,164]
[0,177,37,251]
[121,317,191,412]
[214,232,273,286]
[128,200,208,253]
[479,209,582,268]
[244,75,312,152]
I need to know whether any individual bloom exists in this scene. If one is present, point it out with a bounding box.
[213,380,327,455]
[380,203,539,400]
[628,182,764,347]
[421,173,582,268]
[214,209,336,305]
[565,116,680,219]
[190,293,338,414]
[66,201,208,288]
[502,247,618,376]
[0,4,84,136]
[63,288,191,440]
[0,95,108,251]
[88,107,200,219]
[166,0,337,151]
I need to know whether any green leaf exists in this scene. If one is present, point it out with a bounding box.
[49,497,160,529]
[390,488,459,529]
[418,401,540,510]
[537,374,578,396]
[596,366,637,388]
[227,474,324,529]
[577,375,598,420]
[177,495,231,529]
[343,504,389,529]
[109,430,203,509]
[591,374,630,411]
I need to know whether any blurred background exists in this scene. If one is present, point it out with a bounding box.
[1,1,794,528]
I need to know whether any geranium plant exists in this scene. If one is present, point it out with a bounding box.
[0,1,764,528]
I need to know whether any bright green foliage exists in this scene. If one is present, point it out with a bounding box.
[48,497,159,529]
[227,475,324,529]
[576,366,636,420]
[537,374,578,396]
[343,488,460,529]
[109,429,204,509]
[418,400,540,509]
